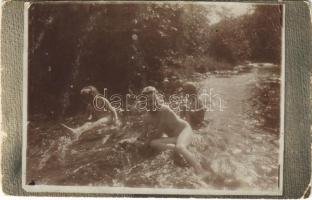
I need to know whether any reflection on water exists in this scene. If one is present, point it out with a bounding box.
[26,63,281,192]
[247,66,280,134]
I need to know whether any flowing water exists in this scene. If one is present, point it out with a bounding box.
[26,63,281,192]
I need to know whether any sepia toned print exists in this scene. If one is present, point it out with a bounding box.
[23,1,284,195]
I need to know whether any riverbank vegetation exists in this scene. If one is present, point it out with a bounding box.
[28,3,282,117]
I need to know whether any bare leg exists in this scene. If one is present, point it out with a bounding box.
[175,125,204,174]
[149,130,207,176]
[149,137,176,151]
[77,117,110,133]
[61,116,111,136]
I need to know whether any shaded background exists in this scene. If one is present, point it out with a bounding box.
[28,3,282,120]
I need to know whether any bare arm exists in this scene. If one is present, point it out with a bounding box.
[86,103,95,120]
[102,98,119,124]
[138,114,152,141]
[137,113,162,145]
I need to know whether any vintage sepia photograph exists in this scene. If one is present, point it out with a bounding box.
[22,1,284,195]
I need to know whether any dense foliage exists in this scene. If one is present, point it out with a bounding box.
[28,3,282,118]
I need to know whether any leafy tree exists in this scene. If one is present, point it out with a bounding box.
[208,16,252,65]
[28,4,282,118]
[245,5,282,64]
